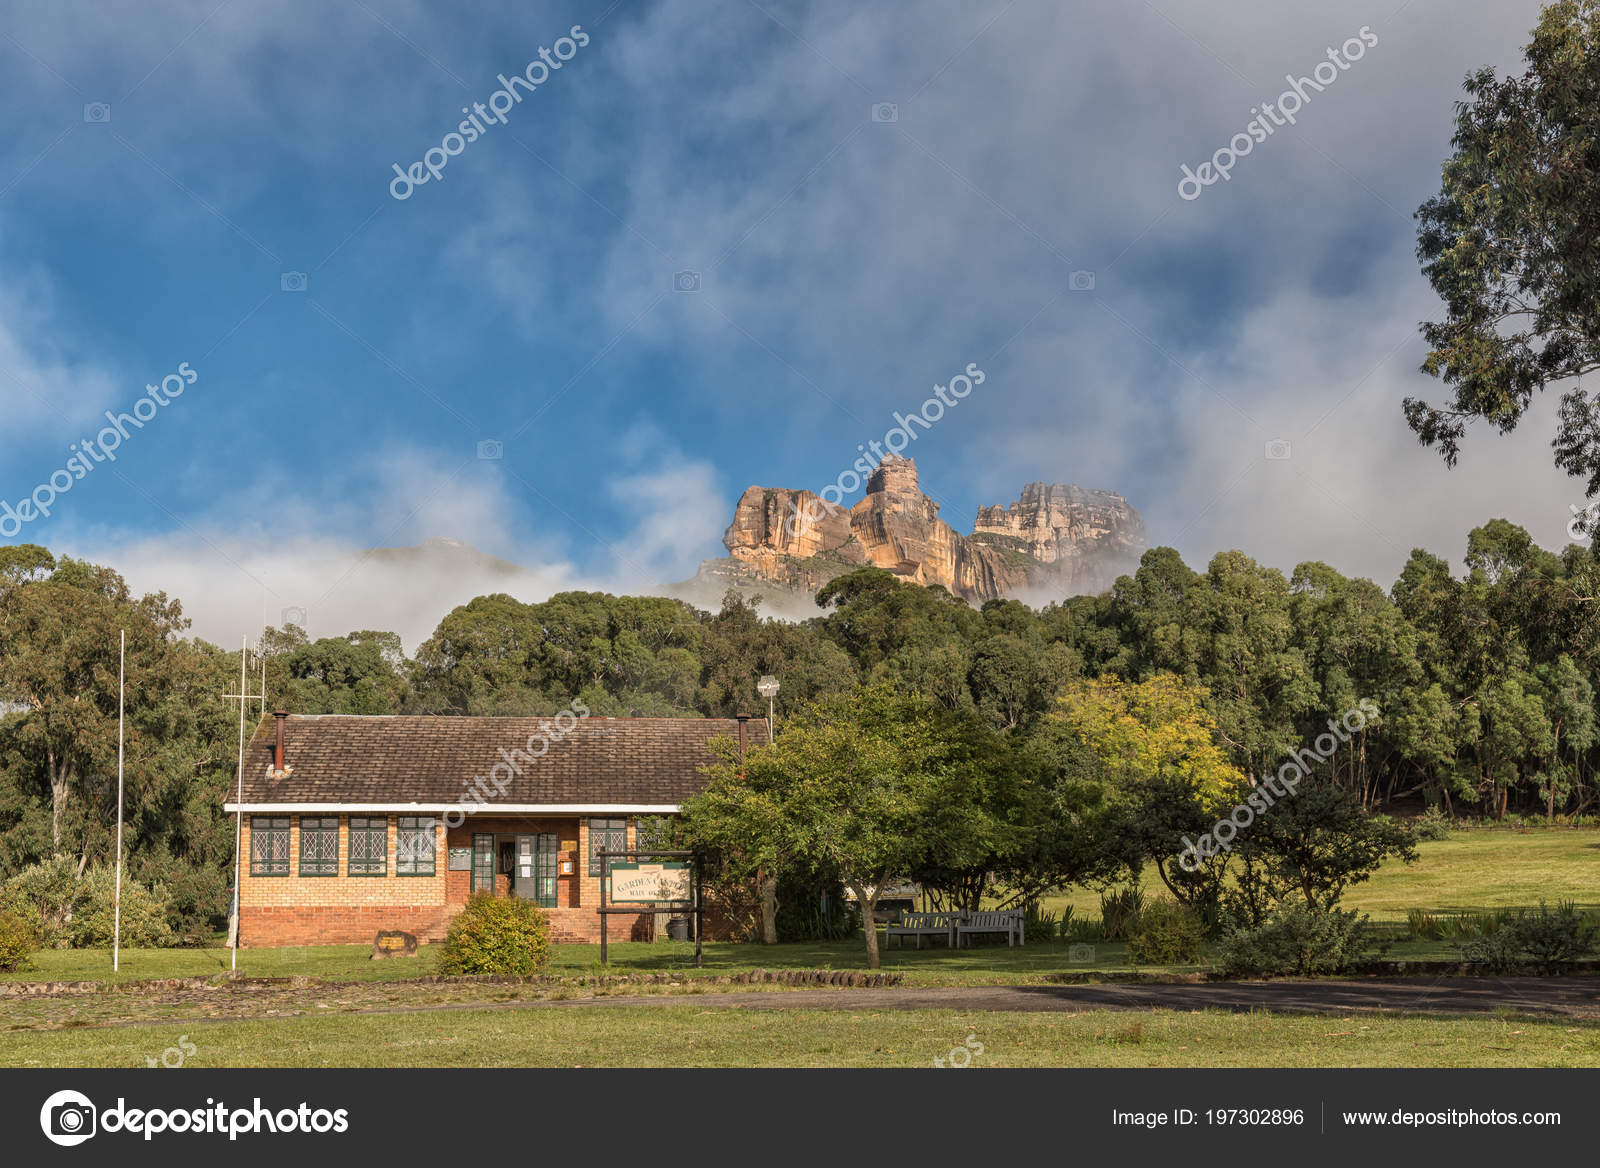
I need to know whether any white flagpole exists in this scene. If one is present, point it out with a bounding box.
[113,630,125,973]
[230,635,247,972]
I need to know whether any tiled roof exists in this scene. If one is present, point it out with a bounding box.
[231,714,750,808]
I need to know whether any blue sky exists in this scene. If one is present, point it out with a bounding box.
[0,0,1586,648]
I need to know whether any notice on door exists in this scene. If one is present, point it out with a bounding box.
[608,862,691,905]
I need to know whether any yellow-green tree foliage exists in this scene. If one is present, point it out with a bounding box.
[1054,672,1246,812]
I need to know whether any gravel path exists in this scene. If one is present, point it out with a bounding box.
[11,975,1600,1033]
[519,976,1600,1019]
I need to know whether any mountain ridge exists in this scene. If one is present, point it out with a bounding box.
[693,455,1147,607]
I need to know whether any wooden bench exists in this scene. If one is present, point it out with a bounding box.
[955,910,1024,947]
[885,911,962,949]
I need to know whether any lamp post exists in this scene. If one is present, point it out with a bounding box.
[756,675,779,743]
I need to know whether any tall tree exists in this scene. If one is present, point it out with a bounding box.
[1409,0,1600,499]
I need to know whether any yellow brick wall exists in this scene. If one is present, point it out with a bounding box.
[239,815,447,908]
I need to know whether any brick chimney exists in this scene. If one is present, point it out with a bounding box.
[273,710,288,771]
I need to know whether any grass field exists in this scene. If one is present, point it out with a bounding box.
[4,829,1596,1069]
[1044,827,1600,923]
[6,829,1594,988]
[5,1005,1598,1068]
[0,937,1160,986]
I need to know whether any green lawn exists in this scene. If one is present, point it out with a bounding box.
[5,829,1594,990]
[1,937,1162,986]
[4,1005,1597,1068]
[1043,827,1600,923]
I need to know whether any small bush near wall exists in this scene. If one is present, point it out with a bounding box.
[438,894,552,975]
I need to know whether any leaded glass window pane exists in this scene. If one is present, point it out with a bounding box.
[250,817,290,876]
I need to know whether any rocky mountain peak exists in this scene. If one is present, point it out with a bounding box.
[696,457,1146,607]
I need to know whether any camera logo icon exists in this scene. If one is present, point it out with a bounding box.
[40,1090,97,1146]
[281,606,308,628]
[476,439,503,460]
[280,271,308,293]
[1265,438,1292,461]
[1067,942,1097,964]
[1069,270,1096,292]
[871,103,899,123]
[673,270,701,292]
[83,103,111,124]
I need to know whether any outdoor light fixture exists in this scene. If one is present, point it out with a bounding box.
[756,675,779,742]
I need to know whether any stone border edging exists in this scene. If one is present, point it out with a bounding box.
[0,967,903,999]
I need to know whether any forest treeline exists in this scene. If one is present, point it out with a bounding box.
[1,516,1596,933]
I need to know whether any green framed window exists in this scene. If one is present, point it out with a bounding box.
[532,833,559,907]
[517,833,559,907]
[396,816,437,876]
[588,818,627,876]
[471,833,496,893]
[348,817,387,876]
[298,817,339,876]
[249,816,291,876]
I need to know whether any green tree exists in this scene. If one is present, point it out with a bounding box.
[1409,0,1600,497]
[684,686,1004,968]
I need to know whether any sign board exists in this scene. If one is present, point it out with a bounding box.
[371,930,419,959]
[608,861,691,905]
[448,847,472,871]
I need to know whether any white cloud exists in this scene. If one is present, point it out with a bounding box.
[0,270,120,437]
[51,438,732,651]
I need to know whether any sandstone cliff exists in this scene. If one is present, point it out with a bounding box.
[696,456,1146,607]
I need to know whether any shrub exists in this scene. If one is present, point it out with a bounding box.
[1062,905,1102,943]
[1517,900,1597,969]
[1021,903,1058,944]
[1443,909,1510,940]
[438,894,551,975]
[1412,806,1454,842]
[1459,929,1524,973]
[1099,886,1145,941]
[69,867,174,948]
[3,858,173,948]
[0,882,48,947]
[1126,898,1207,965]
[1460,901,1597,972]
[1214,905,1370,977]
[4,855,79,943]
[0,911,38,972]
[1406,908,1443,939]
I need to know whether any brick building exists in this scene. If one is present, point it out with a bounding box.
[225,711,749,947]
